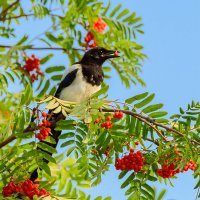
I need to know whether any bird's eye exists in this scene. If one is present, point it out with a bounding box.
[100,50,103,54]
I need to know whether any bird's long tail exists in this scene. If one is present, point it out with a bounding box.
[30,112,65,181]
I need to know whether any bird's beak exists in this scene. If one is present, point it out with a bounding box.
[102,50,120,59]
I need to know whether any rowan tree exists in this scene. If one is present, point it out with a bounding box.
[0,0,200,199]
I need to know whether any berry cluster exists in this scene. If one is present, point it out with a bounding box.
[2,180,50,199]
[156,161,178,178]
[101,120,113,129]
[84,31,97,48]
[156,150,197,178]
[115,149,145,172]
[23,54,43,82]
[95,111,124,129]
[93,18,107,33]
[83,18,107,49]
[35,112,51,141]
[182,160,197,171]
[113,111,123,119]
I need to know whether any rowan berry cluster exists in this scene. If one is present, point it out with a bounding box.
[93,18,107,33]
[101,120,113,129]
[2,180,50,199]
[23,54,43,82]
[113,111,123,119]
[156,161,178,178]
[83,18,107,48]
[95,111,124,129]
[156,150,197,178]
[84,31,97,48]
[115,149,145,172]
[35,112,51,141]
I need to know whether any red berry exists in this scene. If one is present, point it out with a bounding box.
[42,118,47,125]
[38,123,43,127]
[42,112,47,117]
[114,51,119,57]
[135,141,139,145]
[106,116,112,121]
[95,117,101,123]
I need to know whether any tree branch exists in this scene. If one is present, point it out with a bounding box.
[2,13,63,21]
[0,45,84,52]
[101,108,200,145]
[0,0,20,21]
[0,134,16,148]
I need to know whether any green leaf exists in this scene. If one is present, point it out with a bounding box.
[65,180,72,194]
[194,178,200,189]
[37,79,50,97]
[94,197,102,200]
[93,85,109,97]
[118,170,128,179]
[157,189,166,200]
[59,132,75,139]
[37,142,57,154]
[149,111,168,118]
[142,184,154,196]
[179,107,185,114]
[125,92,148,104]
[51,74,62,81]
[60,140,74,148]
[109,4,122,18]
[142,104,163,114]
[16,35,28,45]
[38,162,51,176]
[40,54,53,64]
[141,189,153,199]
[45,66,65,73]
[55,124,75,131]
[102,1,110,15]
[66,146,76,156]
[121,172,135,189]
[116,9,129,20]
[134,94,155,108]
[45,32,58,43]
[39,151,56,163]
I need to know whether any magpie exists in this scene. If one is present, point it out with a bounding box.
[30,47,120,181]
[55,47,120,102]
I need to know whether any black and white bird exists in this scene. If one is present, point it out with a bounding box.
[55,47,120,102]
[30,47,120,181]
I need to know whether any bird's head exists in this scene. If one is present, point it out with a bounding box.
[81,47,120,66]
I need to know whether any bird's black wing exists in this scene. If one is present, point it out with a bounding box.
[55,68,79,98]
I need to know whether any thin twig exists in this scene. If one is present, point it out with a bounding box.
[135,115,168,142]
[0,44,84,52]
[146,138,159,146]
[2,13,63,21]
[101,108,200,145]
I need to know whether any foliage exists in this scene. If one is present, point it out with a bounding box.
[0,0,199,200]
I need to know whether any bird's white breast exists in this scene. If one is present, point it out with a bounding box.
[59,64,101,102]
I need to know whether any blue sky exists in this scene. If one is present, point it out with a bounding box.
[103,1,200,199]
[2,0,200,199]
